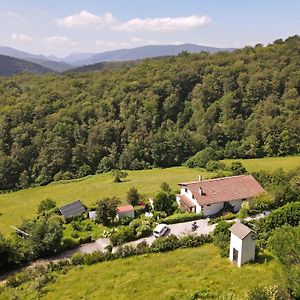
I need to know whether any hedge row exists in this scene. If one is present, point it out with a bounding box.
[72,234,212,266]
[160,212,203,224]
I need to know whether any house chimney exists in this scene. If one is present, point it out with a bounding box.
[199,187,203,195]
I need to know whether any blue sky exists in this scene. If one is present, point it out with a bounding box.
[1,0,299,57]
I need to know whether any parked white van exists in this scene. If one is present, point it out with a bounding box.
[153,223,169,238]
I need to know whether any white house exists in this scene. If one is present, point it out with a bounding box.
[229,222,256,267]
[176,175,265,217]
[116,205,135,220]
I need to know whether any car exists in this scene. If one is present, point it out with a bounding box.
[153,223,169,238]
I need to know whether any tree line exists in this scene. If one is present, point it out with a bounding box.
[0,36,299,190]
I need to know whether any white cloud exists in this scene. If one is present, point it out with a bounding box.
[96,40,116,47]
[56,11,212,32]
[45,36,69,44]
[2,11,20,19]
[56,10,116,29]
[11,33,34,42]
[116,15,212,32]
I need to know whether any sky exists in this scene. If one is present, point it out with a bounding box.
[0,0,299,57]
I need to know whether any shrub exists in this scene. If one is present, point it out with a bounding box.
[247,285,291,300]
[205,160,225,172]
[126,187,140,206]
[61,237,79,250]
[78,234,92,244]
[135,240,150,254]
[71,253,85,265]
[212,221,233,257]
[251,194,274,211]
[110,226,135,246]
[84,251,106,265]
[133,205,146,217]
[37,198,57,215]
[114,244,136,259]
[160,212,203,224]
[135,224,152,238]
[111,170,128,183]
[227,161,247,175]
[179,234,212,248]
[237,202,251,219]
[151,234,180,253]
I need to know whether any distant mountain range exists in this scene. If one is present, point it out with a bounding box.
[0,46,71,72]
[72,44,235,66]
[0,44,235,76]
[0,54,53,76]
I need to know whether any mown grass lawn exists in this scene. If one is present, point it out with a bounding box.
[37,244,281,300]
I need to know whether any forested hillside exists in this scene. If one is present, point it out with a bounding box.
[0,54,53,76]
[0,36,299,190]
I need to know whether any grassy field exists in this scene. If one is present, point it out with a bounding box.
[223,156,300,173]
[0,167,211,235]
[0,156,299,236]
[1,244,279,300]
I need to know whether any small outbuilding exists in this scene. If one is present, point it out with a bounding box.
[116,205,135,220]
[88,210,97,221]
[229,222,256,267]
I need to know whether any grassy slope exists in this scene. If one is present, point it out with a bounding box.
[37,245,280,300]
[0,156,299,235]
[223,156,300,173]
[0,167,210,235]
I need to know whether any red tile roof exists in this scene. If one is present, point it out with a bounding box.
[177,194,196,208]
[179,175,266,206]
[117,205,134,213]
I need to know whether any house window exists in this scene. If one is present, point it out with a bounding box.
[185,188,188,193]
[206,204,211,207]
[242,198,247,201]
[192,194,195,199]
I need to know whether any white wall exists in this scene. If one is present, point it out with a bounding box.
[229,233,243,267]
[117,210,135,219]
[229,232,256,267]
[202,202,224,216]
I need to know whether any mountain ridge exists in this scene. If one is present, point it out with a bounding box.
[0,54,54,76]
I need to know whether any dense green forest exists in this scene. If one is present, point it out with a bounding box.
[0,36,299,190]
[0,54,53,76]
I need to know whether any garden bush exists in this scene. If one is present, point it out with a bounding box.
[151,234,180,252]
[180,234,213,248]
[61,237,80,250]
[160,212,203,224]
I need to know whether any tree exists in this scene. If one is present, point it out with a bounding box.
[153,192,176,215]
[95,197,120,226]
[160,181,171,193]
[30,217,63,257]
[37,198,57,215]
[228,161,247,175]
[111,170,128,183]
[268,225,300,298]
[126,187,140,206]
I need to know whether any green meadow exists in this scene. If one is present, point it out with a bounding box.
[1,244,279,300]
[0,156,299,235]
